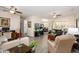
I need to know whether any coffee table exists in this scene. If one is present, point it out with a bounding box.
[8,44,32,53]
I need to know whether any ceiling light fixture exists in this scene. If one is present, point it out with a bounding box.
[10,10,15,14]
[49,11,61,19]
[53,15,57,18]
[9,6,16,14]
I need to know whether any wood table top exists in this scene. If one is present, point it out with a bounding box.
[8,44,32,53]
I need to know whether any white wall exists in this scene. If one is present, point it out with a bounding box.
[24,20,28,33]
[0,10,20,32]
[10,15,20,32]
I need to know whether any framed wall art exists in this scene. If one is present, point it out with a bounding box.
[27,21,31,28]
[1,18,10,27]
[0,17,10,27]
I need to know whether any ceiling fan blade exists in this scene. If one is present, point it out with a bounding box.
[0,6,22,15]
[9,6,22,14]
[16,11,22,14]
[56,14,61,16]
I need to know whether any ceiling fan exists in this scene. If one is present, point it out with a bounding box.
[9,6,22,14]
[49,11,61,18]
[0,6,22,14]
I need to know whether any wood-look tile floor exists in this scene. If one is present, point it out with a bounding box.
[29,32,48,53]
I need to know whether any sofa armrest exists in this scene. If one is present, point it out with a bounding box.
[20,37,29,46]
[48,40,56,52]
[48,40,55,47]
[2,37,29,50]
[2,40,19,50]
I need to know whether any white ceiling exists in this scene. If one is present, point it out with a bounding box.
[5,6,79,19]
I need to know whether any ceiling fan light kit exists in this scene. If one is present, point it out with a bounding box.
[53,15,57,18]
[49,11,61,19]
[10,10,15,14]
